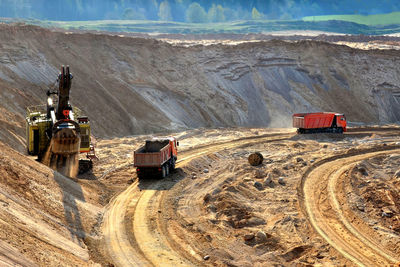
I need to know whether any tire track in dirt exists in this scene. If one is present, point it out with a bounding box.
[103,129,400,266]
[102,132,294,266]
[300,145,400,267]
[155,134,306,265]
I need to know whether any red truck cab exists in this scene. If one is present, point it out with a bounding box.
[169,137,179,158]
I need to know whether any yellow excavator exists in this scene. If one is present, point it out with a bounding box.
[26,66,96,177]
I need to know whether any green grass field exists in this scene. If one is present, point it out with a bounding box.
[303,11,400,26]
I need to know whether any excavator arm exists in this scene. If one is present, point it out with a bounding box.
[41,66,82,177]
[56,66,73,121]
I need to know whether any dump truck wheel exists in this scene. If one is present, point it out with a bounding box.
[166,164,170,176]
[170,158,176,171]
[248,152,263,166]
[161,165,166,179]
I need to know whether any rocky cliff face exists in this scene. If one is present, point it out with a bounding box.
[0,24,399,152]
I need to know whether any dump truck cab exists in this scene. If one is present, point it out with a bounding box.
[336,114,347,132]
[168,137,179,159]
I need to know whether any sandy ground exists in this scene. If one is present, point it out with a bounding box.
[0,126,399,266]
[0,128,400,266]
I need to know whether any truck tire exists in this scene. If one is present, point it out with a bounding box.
[161,165,166,179]
[170,157,176,171]
[166,164,169,176]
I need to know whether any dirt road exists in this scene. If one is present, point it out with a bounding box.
[301,146,400,267]
[101,128,400,266]
[102,132,294,266]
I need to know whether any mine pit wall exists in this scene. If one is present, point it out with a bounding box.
[0,24,400,152]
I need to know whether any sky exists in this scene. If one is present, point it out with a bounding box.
[0,0,399,22]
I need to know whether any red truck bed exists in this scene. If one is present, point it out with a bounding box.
[293,112,337,129]
[134,140,171,167]
[134,137,179,179]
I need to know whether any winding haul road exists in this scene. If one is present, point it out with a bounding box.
[301,147,400,267]
[102,130,400,266]
[102,132,293,266]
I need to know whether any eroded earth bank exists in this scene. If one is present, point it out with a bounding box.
[1,24,400,152]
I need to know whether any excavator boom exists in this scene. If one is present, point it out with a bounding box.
[56,66,72,120]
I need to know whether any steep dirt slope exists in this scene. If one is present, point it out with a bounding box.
[0,141,108,266]
[1,24,400,153]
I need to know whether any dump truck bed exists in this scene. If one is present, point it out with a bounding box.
[293,112,337,129]
[134,140,171,167]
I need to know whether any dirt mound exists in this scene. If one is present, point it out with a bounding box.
[204,188,266,229]
[167,133,351,266]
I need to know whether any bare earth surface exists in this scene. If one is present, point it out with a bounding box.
[1,126,399,266]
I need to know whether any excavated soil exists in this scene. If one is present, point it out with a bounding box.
[345,153,400,252]
[0,141,107,266]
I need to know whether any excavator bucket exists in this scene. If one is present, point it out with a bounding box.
[51,128,80,155]
[41,120,82,177]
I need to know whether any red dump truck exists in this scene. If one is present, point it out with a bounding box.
[134,137,178,179]
[293,112,347,134]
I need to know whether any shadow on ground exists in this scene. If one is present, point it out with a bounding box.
[138,168,186,191]
[54,172,86,245]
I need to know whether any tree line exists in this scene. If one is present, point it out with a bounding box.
[0,0,399,22]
